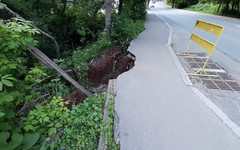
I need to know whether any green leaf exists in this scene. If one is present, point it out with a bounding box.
[24,125,34,132]
[55,123,62,128]
[31,120,38,125]
[0,82,2,91]
[43,117,50,123]
[47,123,54,128]
[5,77,17,81]
[7,64,17,69]
[39,118,43,123]
[9,134,23,149]
[1,75,11,79]
[0,94,13,104]
[0,123,11,131]
[0,132,10,144]
[2,79,13,87]
[56,92,62,97]
[0,132,23,150]
[0,112,5,118]
[48,128,57,136]
[50,142,55,150]
[0,4,4,10]
[22,133,40,150]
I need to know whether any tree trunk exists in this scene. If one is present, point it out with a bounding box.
[119,0,123,14]
[232,1,234,11]
[3,4,61,59]
[217,0,223,12]
[226,0,230,11]
[172,0,175,8]
[105,0,112,40]
[145,0,150,9]
[28,45,91,96]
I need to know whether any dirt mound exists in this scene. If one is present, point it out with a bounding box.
[87,46,135,87]
[63,91,88,109]
[63,47,135,106]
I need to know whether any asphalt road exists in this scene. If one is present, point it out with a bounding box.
[153,4,240,62]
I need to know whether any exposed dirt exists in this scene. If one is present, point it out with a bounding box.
[88,46,135,87]
[63,46,135,107]
[63,91,88,109]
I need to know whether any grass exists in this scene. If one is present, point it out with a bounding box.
[185,2,221,15]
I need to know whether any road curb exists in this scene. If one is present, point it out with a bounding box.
[155,13,240,138]
[191,87,240,137]
[156,14,192,86]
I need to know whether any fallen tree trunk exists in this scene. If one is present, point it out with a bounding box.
[28,45,91,97]
[3,4,61,59]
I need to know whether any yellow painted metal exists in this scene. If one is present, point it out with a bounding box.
[190,34,214,53]
[178,20,224,77]
[177,27,196,56]
[195,20,224,36]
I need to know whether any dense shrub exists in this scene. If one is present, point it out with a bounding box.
[0,18,42,150]
[186,2,219,14]
[122,0,146,20]
[0,0,146,149]
[111,14,145,47]
[167,0,199,8]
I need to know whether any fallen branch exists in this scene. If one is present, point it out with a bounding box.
[2,3,61,59]
[28,45,91,96]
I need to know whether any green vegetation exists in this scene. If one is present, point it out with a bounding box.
[104,98,119,150]
[0,0,146,149]
[167,0,240,17]
[185,2,221,15]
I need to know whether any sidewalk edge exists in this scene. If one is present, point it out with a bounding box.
[158,15,193,86]
[157,14,240,138]
[192,87,240,137]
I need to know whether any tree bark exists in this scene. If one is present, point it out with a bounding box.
[3,4,61,59]
[119,0,123,14]
[217,0,223,12]
[226,0,230,11]
[28,45,91,97]
[172,0,175,8]
[146,0,150,9]
[105,0,112,40]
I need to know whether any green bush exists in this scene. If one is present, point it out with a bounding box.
[23,97,70,149]
[104,98,120,150]
[0,17,72,150]
[167,0,199,8]
[122,0,146,21]
[111,14,145,48]
[66,32,111,85]
[56,94,106,150]
[0,18,41,150]
[186,2,220,14]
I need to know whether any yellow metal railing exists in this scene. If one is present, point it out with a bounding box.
[178,20,224,77]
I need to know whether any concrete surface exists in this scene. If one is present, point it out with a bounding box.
[115,13,240,150]
[151,2,240,62]
[152,2,240,127]
[153,2,240,83]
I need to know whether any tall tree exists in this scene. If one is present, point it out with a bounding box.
[105,0,113,39]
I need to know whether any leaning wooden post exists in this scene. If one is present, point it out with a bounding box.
[28,45,91,96]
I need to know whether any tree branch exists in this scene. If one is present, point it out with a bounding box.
[28,45,91,96]
[3,4,61,59]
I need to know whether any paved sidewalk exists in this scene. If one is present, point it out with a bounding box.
[115,13,240,150]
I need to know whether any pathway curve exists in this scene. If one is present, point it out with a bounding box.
[115,12,240,150]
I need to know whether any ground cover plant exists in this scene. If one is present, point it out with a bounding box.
[0,0,146,149]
